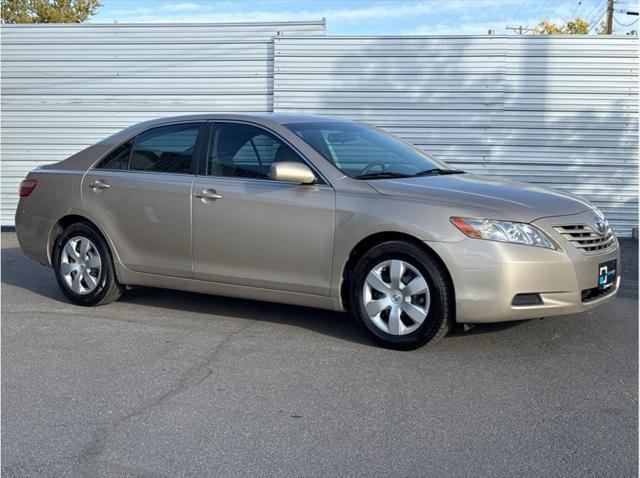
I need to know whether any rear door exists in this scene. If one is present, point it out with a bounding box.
[191,121,335,296]
[82,122,204,278]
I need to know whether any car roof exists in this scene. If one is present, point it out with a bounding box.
[129,113,346,128]
[250,113,346,124]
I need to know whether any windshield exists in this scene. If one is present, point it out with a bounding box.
[284,121,455,179]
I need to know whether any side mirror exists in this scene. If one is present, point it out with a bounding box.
[269,162,316,184]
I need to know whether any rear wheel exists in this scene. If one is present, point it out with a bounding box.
[349,241,453,350]
[53,223,123,306]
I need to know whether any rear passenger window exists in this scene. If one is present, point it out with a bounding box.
[130,123,200,174]
[95,123,201,173]
[96,139,133,170]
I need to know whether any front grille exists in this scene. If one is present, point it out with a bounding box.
[553,224,615,254]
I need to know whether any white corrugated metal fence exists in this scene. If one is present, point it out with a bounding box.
[2,26,637,235]
[274,35,639,236]
[0,21,325,224]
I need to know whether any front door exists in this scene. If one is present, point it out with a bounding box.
[192,122,335,296]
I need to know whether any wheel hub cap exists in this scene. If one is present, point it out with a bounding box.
[60,236,102,295]
[362,259,430,336]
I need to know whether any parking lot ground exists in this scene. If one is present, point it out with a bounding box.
[1,231,638,477]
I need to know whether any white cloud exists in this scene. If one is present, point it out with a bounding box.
[161,3,202,12]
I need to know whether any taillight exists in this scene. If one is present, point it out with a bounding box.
[19,179,37,197]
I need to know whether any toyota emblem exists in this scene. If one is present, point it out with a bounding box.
[594,218,607,234]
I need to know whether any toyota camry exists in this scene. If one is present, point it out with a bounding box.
[15,114,620,349]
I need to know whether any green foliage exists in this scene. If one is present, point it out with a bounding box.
[1,0,102,23]
[533,17,591,35]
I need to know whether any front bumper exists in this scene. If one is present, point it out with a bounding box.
[427,216,620,323]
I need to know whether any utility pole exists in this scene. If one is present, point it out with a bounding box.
[506,25,536,34]
[606,0,614,34]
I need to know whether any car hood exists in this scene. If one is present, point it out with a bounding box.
[366,173,591,223]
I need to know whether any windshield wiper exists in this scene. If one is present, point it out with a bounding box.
[412,168,466,177]
[353,172,412,180]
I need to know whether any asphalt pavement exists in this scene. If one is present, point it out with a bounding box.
[2,232,638,477]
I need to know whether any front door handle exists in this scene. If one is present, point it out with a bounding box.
[89,179,111,190]
[194,189,222,201]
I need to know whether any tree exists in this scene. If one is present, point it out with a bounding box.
[534,20,564,34]
[564,18,590,34]
[1,0,102,23]
[533,17,590,35]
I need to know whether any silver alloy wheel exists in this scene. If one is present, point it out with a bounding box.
[60,236,102,295]
[362,259,430,335]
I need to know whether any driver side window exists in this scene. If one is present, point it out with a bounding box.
[208,123,304,179]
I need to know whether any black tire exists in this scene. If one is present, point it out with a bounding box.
[349,241,454,350]
[53,222,123,306]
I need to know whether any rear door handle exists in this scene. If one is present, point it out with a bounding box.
[194,189,222,201]
[89,179,111,190]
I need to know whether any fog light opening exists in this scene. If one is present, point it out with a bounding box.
[512,293,543,306]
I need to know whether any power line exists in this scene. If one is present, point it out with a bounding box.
[614,16,639,26]
[587,7,607,31]
[527,0,563,29]
[555,0,581,26]
[572,1,584,18]
[548,0,566,18]
[554,0,582,29]
[584,0,603,23]
[586,1,607,23]
[594,9,608,25]
[514,0,529,19]
[588,5,607,24]
[532,0,552,21]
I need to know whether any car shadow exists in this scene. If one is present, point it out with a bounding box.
[447,321,527,337]
[2,244,526,347]
[120,285,375,345]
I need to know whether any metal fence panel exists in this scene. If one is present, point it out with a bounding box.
[273,35,639,236]
[2,29,637,235]
[0,21,325,225]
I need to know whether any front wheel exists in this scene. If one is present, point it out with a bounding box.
[349,241,453,350]
[53,222,123,306]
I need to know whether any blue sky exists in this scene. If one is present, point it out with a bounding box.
[91,0,639,35]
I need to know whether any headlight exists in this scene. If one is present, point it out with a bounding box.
[450,217,557,250]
